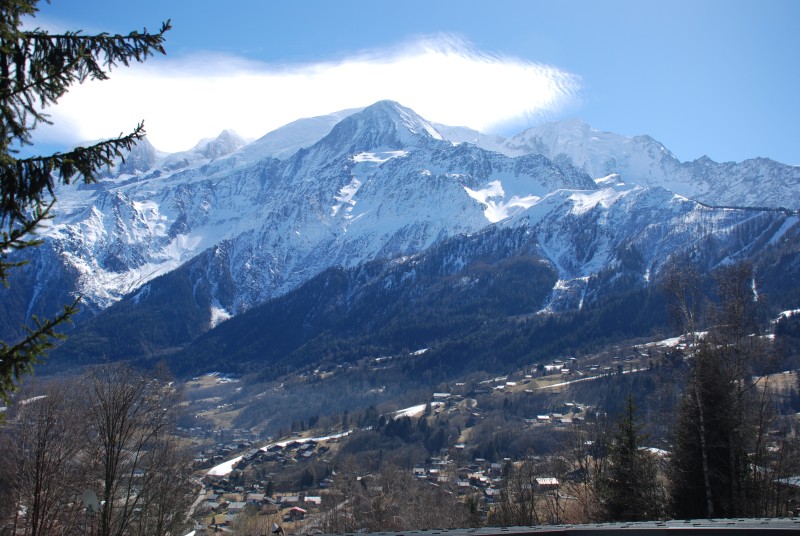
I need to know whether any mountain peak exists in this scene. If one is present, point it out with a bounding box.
[366,100,444,140]
[319,100,444,154]
[117,136,159,175]
[194,129,247,159]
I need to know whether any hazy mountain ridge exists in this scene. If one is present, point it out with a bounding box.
[498,119,800,208]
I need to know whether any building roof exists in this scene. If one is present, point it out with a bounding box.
[315,518,800,536]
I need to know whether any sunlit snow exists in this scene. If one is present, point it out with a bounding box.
[776,309,800,321]
[768,217,800,246]
[464,180,541,223]
[353,150,408,163]
[594,173,624,186]
[331,178,362,217]
[568,187,628,215]
[207,431,352,477]
[209,305,231,328]
[392,401,445,419]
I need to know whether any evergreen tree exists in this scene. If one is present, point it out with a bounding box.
[601,394,663,521]
[667,343,748,518]
[0,0,169,402]
[666,262,773,518]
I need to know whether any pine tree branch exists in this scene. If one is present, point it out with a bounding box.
[0,20,170,151]
[0,201,50,284]
[5,21,171,104]
[0,1,170,407]
[0,297,79,404]
[0,123,146,223]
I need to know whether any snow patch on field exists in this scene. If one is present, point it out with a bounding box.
[392,401,445,419]
[206,431,353,477]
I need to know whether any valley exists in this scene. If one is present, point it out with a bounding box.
[171,325,800,532]
[3,100,800,533]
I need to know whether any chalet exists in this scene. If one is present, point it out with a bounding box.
[227,501,247,514]
[287,506,307,521]
[246,493,266,504]
[243,449,262,462]
[279,495,300,507]
[468,472,489,487]
[534,477,559,491]
[261,503,279,515]
[484,487,501,503]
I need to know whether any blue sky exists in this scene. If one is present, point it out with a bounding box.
[28,0,799,165]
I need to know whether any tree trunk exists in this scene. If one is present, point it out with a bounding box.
[693,382,715,518]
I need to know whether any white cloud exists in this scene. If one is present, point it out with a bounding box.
[32,35,580,153]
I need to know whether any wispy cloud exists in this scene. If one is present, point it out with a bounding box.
[33,35,581,153]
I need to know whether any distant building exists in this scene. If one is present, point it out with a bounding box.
[534,477,559,491]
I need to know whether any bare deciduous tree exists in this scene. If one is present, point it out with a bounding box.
[491,458,543,526]
[560,418,611,523]
[318,458,471,533]
[80,364,190,536]
[2,380,86,535]
[490,457,570,526]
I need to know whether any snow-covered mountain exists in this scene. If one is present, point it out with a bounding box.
[2,101,798,347]
[496,119,800,208]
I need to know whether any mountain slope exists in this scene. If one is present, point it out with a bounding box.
[154,199,798,379]
[3,100,799,375]
[54,179,800,374]
[5,101,595,329]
